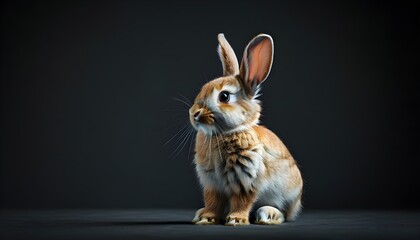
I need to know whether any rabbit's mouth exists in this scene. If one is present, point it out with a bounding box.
[190,107,214,124]
[191,114,217,136]
[196,113,215,125]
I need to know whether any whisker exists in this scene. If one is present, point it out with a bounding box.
[215,133,223,162]
[159,120,189,134]
[215,124,224,136]
[202,72,209,83]
[208,133,212,159]
[161,94,194,161]
[170,127,194,160]
[161,106,190,111]
[173,97,192,108]
[200,133,208,152]
[175,125,193,143]
[216,126,227,148]
[187,129,196,161]
[162,123,190,147]
[177,94,192,105]
[169,127,192,157]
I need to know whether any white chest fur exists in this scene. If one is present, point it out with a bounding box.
[194,132,265,195]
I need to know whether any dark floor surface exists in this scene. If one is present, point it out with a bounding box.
[1,209,420,240]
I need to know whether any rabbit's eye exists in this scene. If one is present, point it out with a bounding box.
[218,91,230,103]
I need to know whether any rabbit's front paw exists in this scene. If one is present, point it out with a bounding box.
[225,214,249,226]
[192,208,217,225]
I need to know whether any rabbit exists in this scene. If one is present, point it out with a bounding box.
[189,33,303,226]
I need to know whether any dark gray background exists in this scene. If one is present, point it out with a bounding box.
[1,0,419,210]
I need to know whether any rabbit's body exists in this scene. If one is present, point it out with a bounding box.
[195,125,302,217]
[190,34,302,225]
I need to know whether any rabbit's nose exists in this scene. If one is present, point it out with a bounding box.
[193,110,202,121]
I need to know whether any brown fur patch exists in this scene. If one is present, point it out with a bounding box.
[198,108,214,125]
[226,192,256,225]
[219,103,235,111]
[253,125,293,160]
[199,187,228,223]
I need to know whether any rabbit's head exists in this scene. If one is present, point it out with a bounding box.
[189,34,274,135]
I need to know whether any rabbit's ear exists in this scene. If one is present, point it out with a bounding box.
[218,33,239,76]
[240,34,274,96]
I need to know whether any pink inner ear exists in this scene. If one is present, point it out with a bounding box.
[248,38,272,84]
